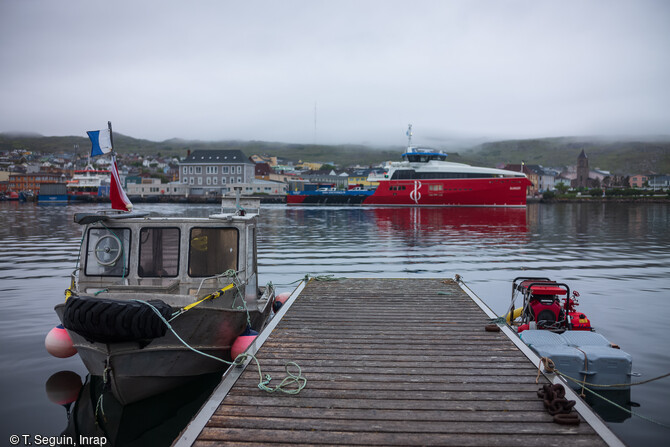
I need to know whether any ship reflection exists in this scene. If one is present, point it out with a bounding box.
[46,371,220,447]
[372,207,529,245]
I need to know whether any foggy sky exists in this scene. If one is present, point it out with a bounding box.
[1,0,669,146]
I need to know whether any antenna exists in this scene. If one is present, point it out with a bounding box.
[313,102,317,145]
[406,124,413,148]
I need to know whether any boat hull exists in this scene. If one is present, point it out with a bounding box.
[288,177,531,207]
[55,294,272,405]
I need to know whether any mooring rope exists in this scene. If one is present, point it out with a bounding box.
[133,299,306,395]
[536,356,670,429]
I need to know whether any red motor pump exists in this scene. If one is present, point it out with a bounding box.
[525,283,566,329]
[564,291,592,331]
[511,277,593,333]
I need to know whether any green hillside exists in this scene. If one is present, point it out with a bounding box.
[1,133,669,174]
[463,137,670,173]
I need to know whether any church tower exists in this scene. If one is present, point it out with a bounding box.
[576,149,589,188]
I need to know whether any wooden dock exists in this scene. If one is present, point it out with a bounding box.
[175,278,623,447]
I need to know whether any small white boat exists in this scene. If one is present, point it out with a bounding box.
[52,194,274,405]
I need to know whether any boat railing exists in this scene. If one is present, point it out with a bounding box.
[219,188,260,216]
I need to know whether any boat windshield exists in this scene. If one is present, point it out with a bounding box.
[138,227,180,278]
[188,227,238,277]
[402,151,448,163]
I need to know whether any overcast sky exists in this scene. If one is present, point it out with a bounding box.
[1,0,669,146]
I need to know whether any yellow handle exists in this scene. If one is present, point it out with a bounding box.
[182,283,235,312]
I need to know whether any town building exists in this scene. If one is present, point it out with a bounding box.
[250,154,278,167]
[178,149,286,196]
[300,171,349,190]
[179,150,255,196]
[574,149,590,188]
[126,178,188,197]
[6,172,67,194]
[648,175,670,189]
[347,168,382,189]
[629,174,649,188]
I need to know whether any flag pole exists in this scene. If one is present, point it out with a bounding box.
[108,121,115,156]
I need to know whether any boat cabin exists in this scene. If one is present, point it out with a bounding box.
[402,147,448,163]
[73,198,260,301]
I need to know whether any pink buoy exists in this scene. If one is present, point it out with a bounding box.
[45,324,77,358]
[45,371,82,406]
[231,326,259,360]
[273,292,291,312]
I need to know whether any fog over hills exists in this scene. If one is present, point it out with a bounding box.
[2,132,669,175]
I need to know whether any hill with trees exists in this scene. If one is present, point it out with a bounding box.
[1,132,668,174]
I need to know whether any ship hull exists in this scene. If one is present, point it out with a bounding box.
[288,177,531,207]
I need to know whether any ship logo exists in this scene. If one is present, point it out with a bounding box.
[409,181,422,204]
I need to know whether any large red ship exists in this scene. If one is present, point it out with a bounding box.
[288,127,532,207]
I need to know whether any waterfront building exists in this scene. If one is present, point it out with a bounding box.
[648,175,670,189]
[629,174,649,188]
[6,172,66,194]
[126,178,188,197]
[178,149,286,196]
[179,150,255,196]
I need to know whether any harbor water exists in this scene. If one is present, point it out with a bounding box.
[0,201,668,446]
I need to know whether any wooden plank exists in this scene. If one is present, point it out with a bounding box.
[215,395,547,411]
[212,405,559,422]
[194,429,607,446]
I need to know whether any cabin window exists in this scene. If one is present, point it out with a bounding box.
[84,227,131,277]
[391,170,416,180]
[429,184,443,191]
[188,228,238,277]
[138,228,180,277]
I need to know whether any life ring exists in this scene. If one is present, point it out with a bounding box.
[63,295,173,343]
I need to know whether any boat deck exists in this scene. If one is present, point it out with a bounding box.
[175,278,622,446]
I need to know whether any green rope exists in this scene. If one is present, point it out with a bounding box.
[133,299,306,395]
[268,274,341,288]
[237,353,307,395]
[555,369,670,389]
[309,274,344,282]
[489,316,507,325]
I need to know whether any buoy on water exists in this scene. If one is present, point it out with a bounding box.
[231,326,259,360]
[273,292,291,312]
[45,324,77,358]
[45,371,82,407]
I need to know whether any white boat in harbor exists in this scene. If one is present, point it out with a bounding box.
[66,164,111,199]
[51,195,274,405]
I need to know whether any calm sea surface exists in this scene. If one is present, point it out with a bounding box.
[0,201,668,446]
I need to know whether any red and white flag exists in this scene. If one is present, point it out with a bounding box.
[110,154,133,211]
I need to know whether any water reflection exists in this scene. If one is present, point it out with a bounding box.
[48,371,220,447]
[371,207,528,244]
